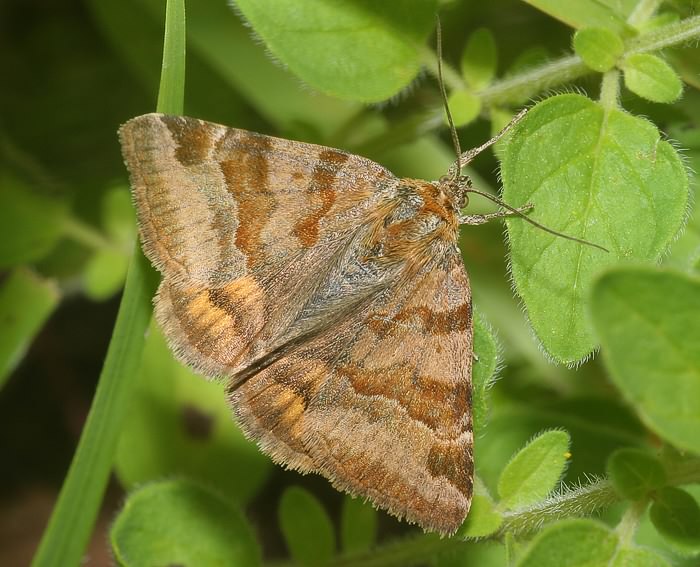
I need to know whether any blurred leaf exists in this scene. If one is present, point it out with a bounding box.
[461,28,497,89]
[233,0,438,102]
[573,28,624,72]
[111,480,260,567]
[379,133,454,181]
[591,268,700,455]
[521,0,635,33]
[497,429,570,510]
[436,540,506,567]
[637,12,680,34]
[0,268,59,388]
[649,487,700,552]
[517,519,618,566]
[0,168,68,268]
[611,546,672,567]
[623,54,683,103]
[340,495,377,553]
[502,94,688,363]
[506,46,550,76]
[279,486,336,567]
[447,90,482,128]
[473,309,499,435]
[606,448,667,501]
[83,248,129,300]
[115,322,271,504]
[82,185,135,300]
[668,46,700,91]
[101,185,136,246]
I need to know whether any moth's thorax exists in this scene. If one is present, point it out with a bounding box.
[370,178,459,256]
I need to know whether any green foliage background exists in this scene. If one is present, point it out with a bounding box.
[1,0,700,566]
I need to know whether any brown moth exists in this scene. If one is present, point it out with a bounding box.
[118,111,525,535]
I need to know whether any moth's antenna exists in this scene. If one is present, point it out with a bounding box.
[467,187,610,252]
[436,16,462,183]
[434,17,606,254]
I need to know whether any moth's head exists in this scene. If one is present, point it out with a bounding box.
[438,173,471,212]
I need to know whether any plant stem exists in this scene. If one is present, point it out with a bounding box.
[615,498,647,546]
[599,70,621,111]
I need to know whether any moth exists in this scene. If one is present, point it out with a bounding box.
[119,110,528,535]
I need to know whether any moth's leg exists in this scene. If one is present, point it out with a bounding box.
[459,203,533,226]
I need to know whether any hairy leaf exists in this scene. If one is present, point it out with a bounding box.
[498,430,571,509]
[234,0,437,102]
[502,94,688,363]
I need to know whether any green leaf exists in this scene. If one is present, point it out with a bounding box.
[649,487,700,552]
[115,323,271,504]
[622,53,683,103]
[111,480,261,567]
[0,168,67,268]
[517,519,618,567]
[611,547,672,567]
[521,0,635,33]
[573,28,624,72]
[502,94,688,363]
[0,269,59,388]
[497,429,571,509]
[233,0,438,102]
[458,481,503,538]
[461,28,497,89]
[591,268,700,454]
[279,486,336,567]
[447,90,482,128]
[83,248,129,301]
[606,448,667,501]
[340,495,377,553]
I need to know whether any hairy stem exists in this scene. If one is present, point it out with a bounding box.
[599,69,621,111]
[422,14,700,110]
[625,13,700,55]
